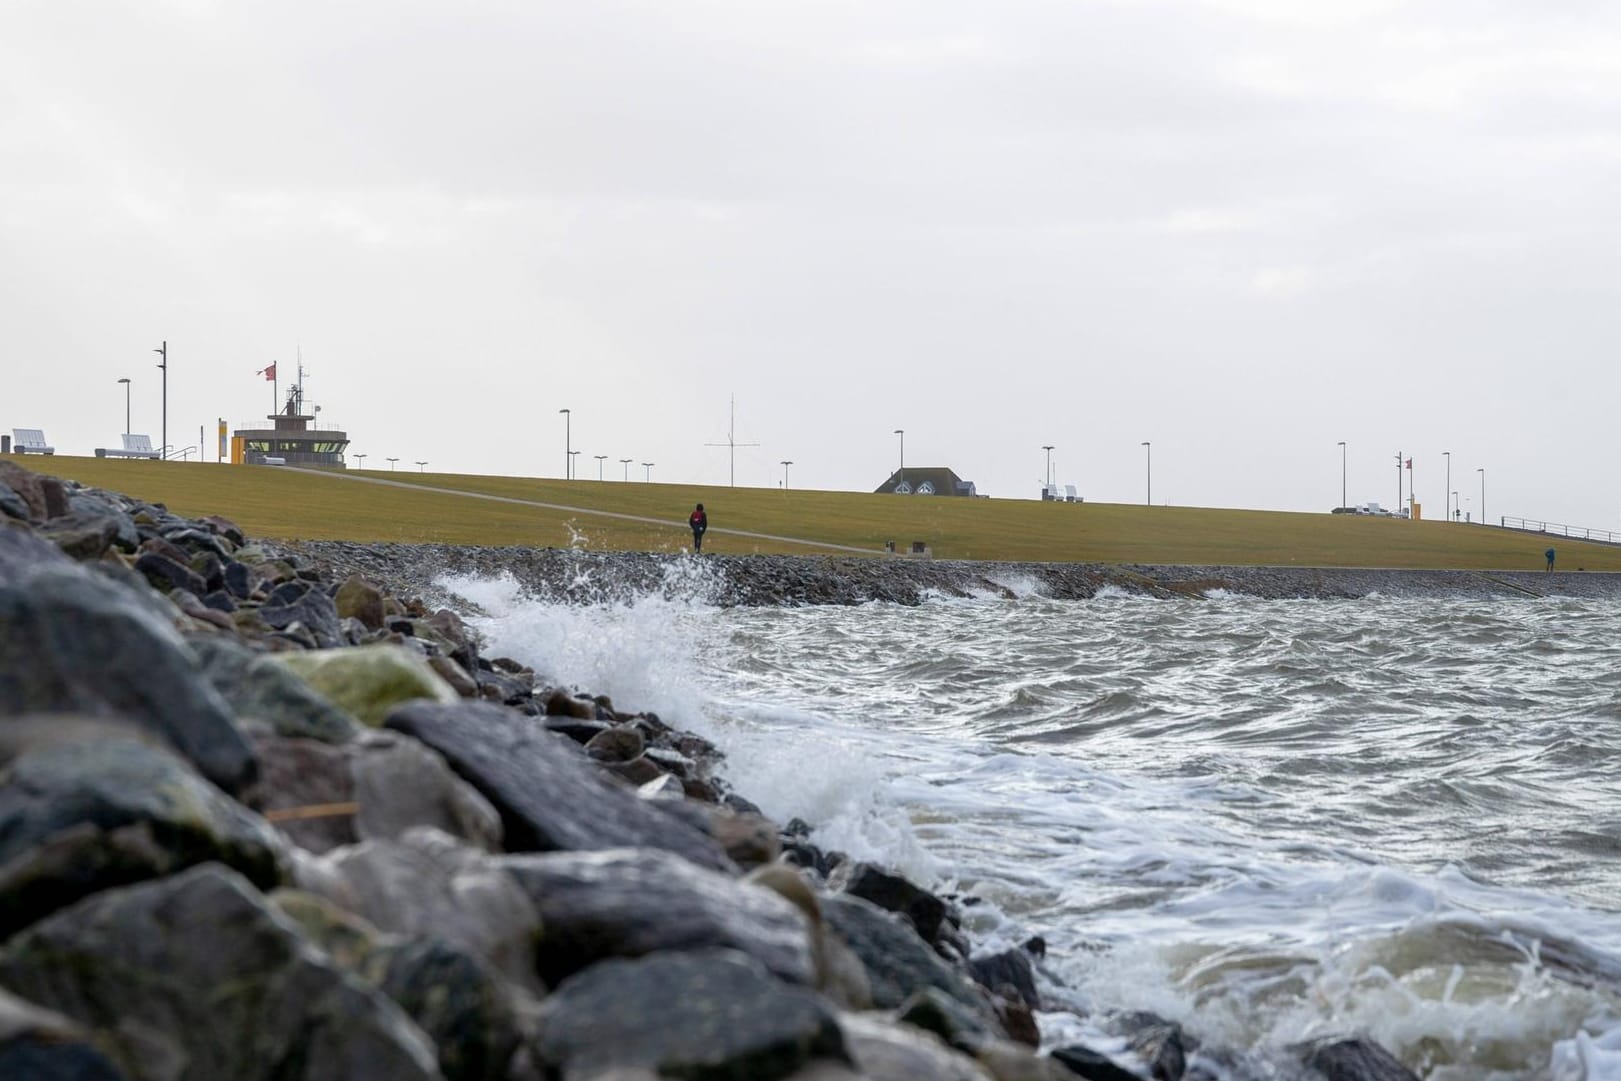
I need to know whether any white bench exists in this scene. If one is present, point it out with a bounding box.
[11,428,54,454]
[96,433,161,459]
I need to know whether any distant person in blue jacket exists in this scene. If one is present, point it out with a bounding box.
[690,503,708,553]
[1545,546,1556,572]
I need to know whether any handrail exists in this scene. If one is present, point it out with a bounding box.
[1500,516,1621,546]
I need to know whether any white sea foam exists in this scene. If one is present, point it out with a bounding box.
[443,577,1621,1078]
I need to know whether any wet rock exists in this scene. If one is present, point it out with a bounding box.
[600,755,666,786]
[897,986,998,1053]
[0,864,441,1081]
[832,861,949,945]
[501,846,814,987]
[968,947,1041,1012]
[1294,1036,1420,1081]
[0,726,284,938]
[585,725,645,763]
[292,829,541,991]
[543,689,596,719]
[428,654,480,698]
[0,986,128,1080]
[0,564,257,795]
[1117,1013,1186,1081]
[387,700,734,871]
[350,731,504,852]
[975,1039,1078,1081]
[274,644,460,727]
[189,634,362,743]
[531,948,847,1081]
[840,1012,993,1081]
[710,809,782,869]
[1049,1044,1141,1081]
[821,894,993,1019]
[542,716,609,744]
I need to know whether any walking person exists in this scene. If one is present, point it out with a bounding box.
[689,503,708,553]
[1545,546,1556,572]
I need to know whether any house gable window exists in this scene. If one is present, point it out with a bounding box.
[894,481,913,494]
[916,481,935,495]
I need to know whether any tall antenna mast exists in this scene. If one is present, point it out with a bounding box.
[703,394,760,487]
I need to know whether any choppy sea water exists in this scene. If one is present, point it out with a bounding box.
[444,564,1621,1081]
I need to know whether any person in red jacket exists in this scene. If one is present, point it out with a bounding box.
[689,503,708,553]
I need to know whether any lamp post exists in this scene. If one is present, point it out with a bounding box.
[642,461,654,482]
[386,457,399,471]
[154,341,167,459]
[569,450,580,479]
[619,458,632,481]
[1394,451,1403,512]
[558,408,571,478]
[1443,451,1451,521]
[781,460,793,490]
[415,460,427,473]
[1042,445,1054,492]
[1141,442,1151,506]
[118,377,131,436]
[893,429,904,473]
[1478,467,1486,525]
[1337,441,1346,509]
[594,454,607,480]
[1452,491,1460,522]
[354,453,367,469]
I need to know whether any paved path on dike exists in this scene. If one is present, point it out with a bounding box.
[287,467,881,555]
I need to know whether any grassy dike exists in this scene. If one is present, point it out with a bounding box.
[16,453,1621,571]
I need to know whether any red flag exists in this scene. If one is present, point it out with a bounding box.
[1405,458,1412,469]
[257,362,276,381]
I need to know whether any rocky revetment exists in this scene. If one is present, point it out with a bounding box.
[1,459,1427,1080]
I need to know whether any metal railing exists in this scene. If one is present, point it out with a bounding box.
[1500,516,1621,546]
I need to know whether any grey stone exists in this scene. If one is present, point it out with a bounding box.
[0,523,73,585]
[37,511,123,561]
[0,986,127,1080]
[500,847,814,988]
[832,861,948,945]
[350,731,503,852]
[0,564,257,795]
[0,482,29,521]
[0,864,442,1081]
[386,701,734,871]
[257,585,344,648]
[190,634,361,743]
[134,551,207,597]
[968,947,1040,1011]
[0,728,284,938]
[251,734,359,852]
[532,948,846,1081]
[1295,1037,1420,1081]
[839,1012,992,1081]
[821,894,992,1018]
[293,830,542,992]
[1049,1044,1141,1081]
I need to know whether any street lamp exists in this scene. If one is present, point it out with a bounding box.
[1452,491,1460,522]
[558,409,571,478]
[415,460,427,473]
[1141,442,1152,506]
[1478,467,1486,525]
[117,377,131,436]
[619,457,632,481]
[893,429,905,472]
[594,454,607,480]
[781,460,793,490]
[569,450,580,479]
[642,461,654,482]
[386,457,399,471]
[1337,441,1346,509]
[1042,445,1054,492]
[1443,451,1451,521]
[154,341,167,459]
[354,453,367,469]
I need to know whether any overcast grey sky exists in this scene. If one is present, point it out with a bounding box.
[6,1,1619,528]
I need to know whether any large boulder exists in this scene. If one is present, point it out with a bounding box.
[0,724,284,938]
[189,635,361,744]
[1295,1037,1421,1081]
[500,847,814,987]
[386,700,734,871]
[274,644,460,727]
[821,894,993,1019]
[291,829,541,991]
[531,948,847,1081]
[0,864,442,1081]
[0,565,257,795]
[0,986,127,1080]
[350,731,503,852]
[273,890,528,1081]
[831,861,949,945]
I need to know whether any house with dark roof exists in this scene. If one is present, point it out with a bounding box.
[875,468,977,497]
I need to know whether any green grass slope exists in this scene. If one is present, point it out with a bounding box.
[14,453,1618,571]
